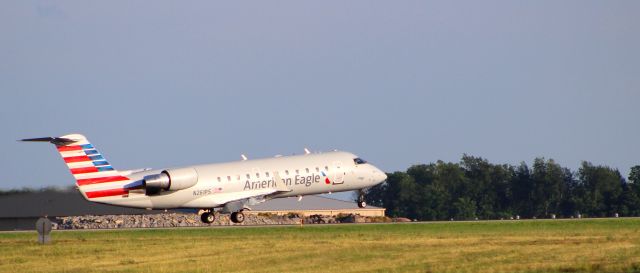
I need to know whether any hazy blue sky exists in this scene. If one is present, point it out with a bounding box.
[1,1,638,194]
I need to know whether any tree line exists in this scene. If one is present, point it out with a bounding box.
[0,186,76,196]
[364,155,640,220]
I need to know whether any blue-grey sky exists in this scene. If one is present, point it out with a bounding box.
[1,1,639,193]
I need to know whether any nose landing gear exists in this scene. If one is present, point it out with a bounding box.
[357,192,367,208]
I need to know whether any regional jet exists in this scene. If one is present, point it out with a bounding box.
[22,134,387,223]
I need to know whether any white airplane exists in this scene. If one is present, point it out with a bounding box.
[22,134,387,223]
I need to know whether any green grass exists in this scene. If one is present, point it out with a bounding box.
[1,219,640,273]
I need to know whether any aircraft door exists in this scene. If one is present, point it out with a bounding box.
[332,161,344,184]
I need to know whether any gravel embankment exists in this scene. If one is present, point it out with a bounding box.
[54,213,409,229]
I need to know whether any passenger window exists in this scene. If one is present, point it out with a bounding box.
[217,177,221,182]
[315,167,320,172]
[237,175,241,181]
[285,170,289,175]
[305,168,309,173]
[266,172,270,177]
[295,170,299,174]
[256,173,260,178]
[325,166,329,171]
[227,176,231,181]
[246,174,250,179]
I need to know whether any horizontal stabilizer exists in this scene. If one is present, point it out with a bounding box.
[20,137,78,145]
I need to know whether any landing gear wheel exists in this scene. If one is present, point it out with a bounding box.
[357,193,366,208]
[230,211,245,223]
[201,212,215,224]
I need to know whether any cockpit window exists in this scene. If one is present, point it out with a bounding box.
[354,158,367,165]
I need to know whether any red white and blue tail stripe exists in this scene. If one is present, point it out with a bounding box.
[23,134,133,200]
[57,143,128,186]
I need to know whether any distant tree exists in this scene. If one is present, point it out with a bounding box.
[406,164,436,186]
[418,183,449,220]
[511,162,534,217]
[629,166,640,185]
[431,161,464,220]
[382,171,419,219]
[620,165,640,216]
[578,162,624,217]
[530,158,565,217]
[559,168,581,217]
[488,163,515,219]
[619,183,640,216]
[406,163,452,220]
[452,197,476,220]
[460,155,493,219]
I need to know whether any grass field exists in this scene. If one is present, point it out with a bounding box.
[1,219,640,273]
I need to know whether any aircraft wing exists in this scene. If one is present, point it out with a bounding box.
[216,171,291,212]
[212,187,290,213]
[185,172,291,212]
[210,188,277,206]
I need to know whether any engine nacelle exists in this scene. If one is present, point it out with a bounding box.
[143,167,199,195]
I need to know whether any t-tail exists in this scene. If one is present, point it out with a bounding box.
[21,134,136,201]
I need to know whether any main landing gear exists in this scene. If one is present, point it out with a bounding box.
[199,210,246,224]
[357,192,367,208]
[201,211,216,224]
[230,211,245,224]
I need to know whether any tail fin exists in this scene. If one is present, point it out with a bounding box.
[22,134,133,200]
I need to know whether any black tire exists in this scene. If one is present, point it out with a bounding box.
[358,201,367,208]
[201,212,215,224]
[231,211,245,223]
[235,211,245,223]
[230,212,237,223]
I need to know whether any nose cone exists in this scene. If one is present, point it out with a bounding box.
[377,171,387,182]
[372,166,387,184]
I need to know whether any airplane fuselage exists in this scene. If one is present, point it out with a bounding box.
[99,151,385,210]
